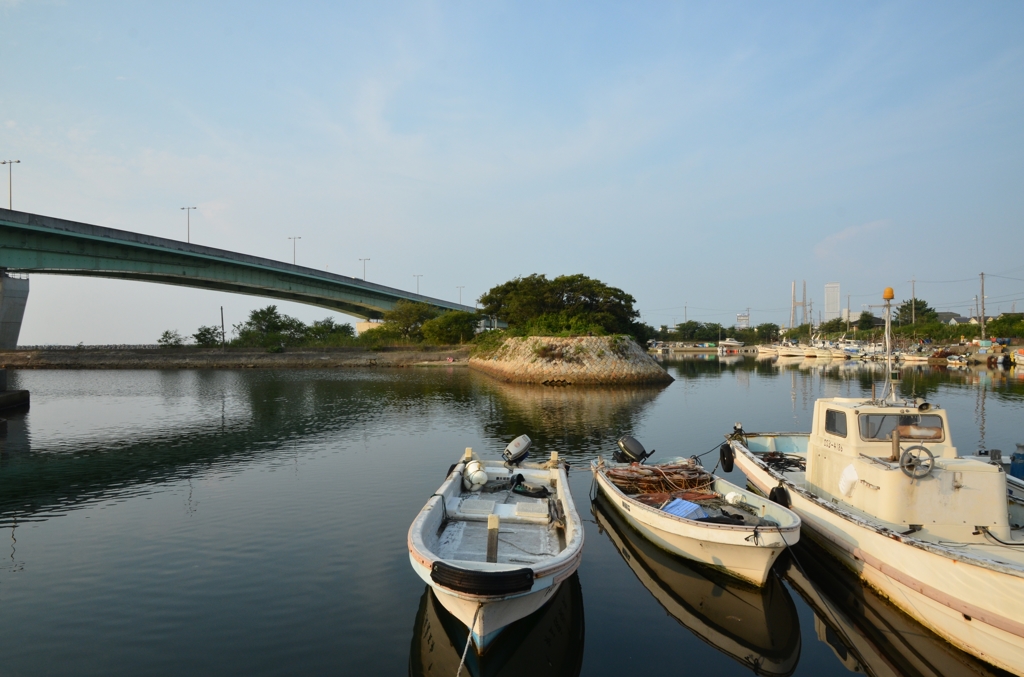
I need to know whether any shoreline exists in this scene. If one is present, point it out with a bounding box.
[0,346,473,370]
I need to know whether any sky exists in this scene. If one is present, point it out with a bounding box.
[1,1,1022,344]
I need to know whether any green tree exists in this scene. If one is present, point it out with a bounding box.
[232,305,307,348]
[158,329,185,347]
[988,313,1024,338]
[858,311,876,331]
[305,317,355,343]
[192,325,222,347]
[382,300,440,339]
[818,318,847,334]
[755,323,780,342]
[478,273,641,336]
[896,298,938,325]
[421,311,479,344]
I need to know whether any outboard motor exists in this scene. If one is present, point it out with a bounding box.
[614,435,654,464]
[503,435,532,467]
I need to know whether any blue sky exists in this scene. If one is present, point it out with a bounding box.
[1,1,1022,343]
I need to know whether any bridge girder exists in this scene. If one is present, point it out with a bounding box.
[0,208,475,321]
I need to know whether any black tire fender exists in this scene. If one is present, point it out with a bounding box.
[769,485,792,509]
[719,443,735,473]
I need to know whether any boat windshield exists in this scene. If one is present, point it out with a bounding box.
[858,414,944,442]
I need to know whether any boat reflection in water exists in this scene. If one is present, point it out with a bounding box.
[781,539,1008,677]
[591,494,801,676]
[409,573,584,677]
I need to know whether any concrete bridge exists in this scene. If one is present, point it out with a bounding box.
[0,208,478,348]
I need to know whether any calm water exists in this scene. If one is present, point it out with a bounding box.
[0,359,1021,676]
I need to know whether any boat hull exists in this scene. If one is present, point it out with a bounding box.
[592,465,799,586]
[408,456,584,651]
[731,443,1024,675]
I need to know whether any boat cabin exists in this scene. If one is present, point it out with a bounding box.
[745,397,1019,542]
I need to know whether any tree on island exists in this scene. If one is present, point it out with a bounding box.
[896,298,937,325]
[478,273,650,338]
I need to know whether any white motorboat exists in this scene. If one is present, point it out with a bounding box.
[777,342,806,358]
[723,287,1024,675]
[592,493,801,676]
[590,436,800,587]
[408,437,583,651]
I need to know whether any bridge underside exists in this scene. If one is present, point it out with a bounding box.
[0,208,476,346]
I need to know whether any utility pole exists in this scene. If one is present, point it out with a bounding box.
[1,160,20,209]
[288,237,301,265]
[180,207,196,243]
[220,306,226,349]
[684,303,687,323]
[802,281,807,326]
[980,272,986,340]
[359,258,370,280]
[456,286,465,305]
[846,294,851,333]
[789,281,796,329]
[413,274,423,294]
[910,277,916,325]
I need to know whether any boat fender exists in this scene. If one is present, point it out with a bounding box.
[430,562,534,595]
[768,485,791,508]
[463,460,488,492]
[719,443,735,473]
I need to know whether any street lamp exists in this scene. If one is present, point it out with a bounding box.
[359,258,370,280]
[413,274,423,294]
[456,286,465,305]
[2,160,21,210]
[180,206,196,243]
[288,237,301,265]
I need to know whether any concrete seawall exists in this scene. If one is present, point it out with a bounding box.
[469,336,673,385]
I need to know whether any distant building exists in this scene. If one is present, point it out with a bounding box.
[841,308,851,322]
[824,283,840,322]
[736,312,750,329]
[948,317,973,326]
[936,312,958,324]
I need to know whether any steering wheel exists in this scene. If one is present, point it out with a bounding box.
[899,445,935,479]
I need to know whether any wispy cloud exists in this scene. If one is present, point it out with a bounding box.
[814,219,888,260]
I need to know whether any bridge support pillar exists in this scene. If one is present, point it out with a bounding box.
[0,273,29,349]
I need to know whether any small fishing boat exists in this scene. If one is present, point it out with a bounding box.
[590,436,800,586]
[408,437,583,652]
[592,494,801,676]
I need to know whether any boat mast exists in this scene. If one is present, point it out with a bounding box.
[883,286,895,402]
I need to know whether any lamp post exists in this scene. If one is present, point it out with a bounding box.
[180,206,196,243]
[413,274,423,294]
[456,286,465,305]
[288,237,301,265]
[359,258,370,280]
[2,160,20,210]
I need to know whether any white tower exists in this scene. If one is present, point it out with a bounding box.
[824,282,840,322]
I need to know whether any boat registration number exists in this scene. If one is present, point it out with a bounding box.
[621,501,631,512]
[822,438,843,453]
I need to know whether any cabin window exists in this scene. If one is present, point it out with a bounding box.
[824,410,847,437]
[858,414,944,442]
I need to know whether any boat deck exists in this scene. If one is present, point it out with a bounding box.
[436,492,562,566]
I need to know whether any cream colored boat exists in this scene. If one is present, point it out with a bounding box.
[591,438,800,586]
[723,288,1024,675]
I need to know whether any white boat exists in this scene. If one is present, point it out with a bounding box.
[592,493,801,676]
[717,337,745,355]
[590,436,800,586]
[723,287,1024,675]
[777,342,806,358]
[757,344,779,356]
[408,438,584,651]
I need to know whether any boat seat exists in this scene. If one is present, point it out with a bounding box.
[453,497,551,525]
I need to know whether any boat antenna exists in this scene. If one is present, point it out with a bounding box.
[882,286,896,403]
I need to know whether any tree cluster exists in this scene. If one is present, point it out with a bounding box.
[359,301,479,345]
[477,273,650,339]
[159,305,355,350]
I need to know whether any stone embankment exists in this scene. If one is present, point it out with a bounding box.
[469,336,673,385]
[0,346,472,370]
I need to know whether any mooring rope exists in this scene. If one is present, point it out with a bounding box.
[456,603,484,677]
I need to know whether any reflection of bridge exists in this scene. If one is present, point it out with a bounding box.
[0,208,477,347]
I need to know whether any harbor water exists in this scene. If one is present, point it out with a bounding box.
[0,359,1021,676]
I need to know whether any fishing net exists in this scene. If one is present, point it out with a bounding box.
[605,462,714,496]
